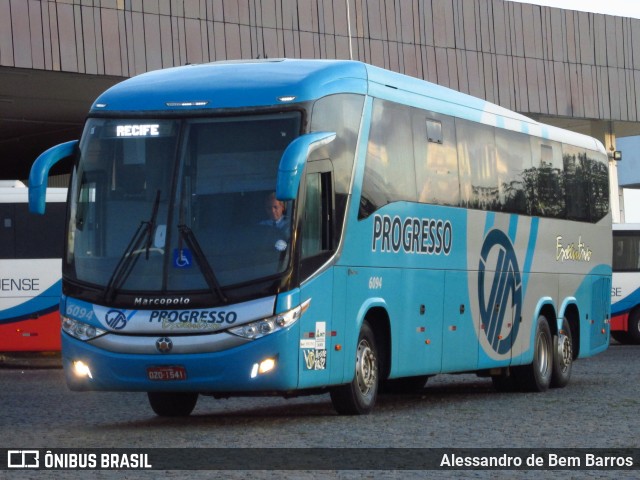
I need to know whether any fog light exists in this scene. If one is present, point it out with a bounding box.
[250,357,276,378]
[259,358,276,374]
[73,360,93,379]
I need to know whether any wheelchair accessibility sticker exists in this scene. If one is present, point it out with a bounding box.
[173,248,193,268]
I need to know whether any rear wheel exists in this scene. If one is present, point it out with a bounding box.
[628,310,640,344]
[147,392,198,417]
[514,315,553,392]
[551,317,573,388]
[330,321,379,415]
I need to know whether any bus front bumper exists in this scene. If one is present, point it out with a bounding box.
[61,327,300,393]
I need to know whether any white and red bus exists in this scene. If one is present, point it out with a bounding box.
[611,223,640,344]
[0,181,66,352]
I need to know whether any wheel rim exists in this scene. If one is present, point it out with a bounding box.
[557,333,572,373]
[536,330,551,377]
[355,338,377,399]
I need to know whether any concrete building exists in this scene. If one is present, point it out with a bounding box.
[1,0,639,218]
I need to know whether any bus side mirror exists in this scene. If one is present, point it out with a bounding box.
[29,140,78,214]
[276,131,336,201]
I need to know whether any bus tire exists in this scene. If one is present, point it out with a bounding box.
[147,392,198,417]
[330,321,379,415]
[550,318,573,388]
[514,315,552,392]
[628,310,640,344]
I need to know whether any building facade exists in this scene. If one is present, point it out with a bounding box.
[2,0,640,216]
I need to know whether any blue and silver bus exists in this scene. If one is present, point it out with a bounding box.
[29,59,611,416]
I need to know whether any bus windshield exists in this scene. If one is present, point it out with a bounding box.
[67,113,302,297]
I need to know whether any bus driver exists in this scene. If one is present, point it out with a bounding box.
[259,192,290,230]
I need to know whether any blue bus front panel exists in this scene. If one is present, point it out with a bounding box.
[61,323,301,393]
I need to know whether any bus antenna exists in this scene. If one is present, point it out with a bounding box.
[346,0,353,60]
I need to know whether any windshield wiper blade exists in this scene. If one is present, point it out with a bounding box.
[104,222,147,301]
[104,190,162,302]
[178,224,228,303]
[144,190,161,259]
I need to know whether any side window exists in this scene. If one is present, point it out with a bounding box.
[0,204,16,259]
[586,150,609,222]
[495,129,532,214]
[359,99,417,218]
[310,94,365,238]
[414,112,460,206]
[456,119,498,210]
[300,162,335,278]
[562,145,589,221]
[302,173,326,258]
[529,139,565,218]
[13,202,66,259]
[562,145,610,222]
[613,233,640,271]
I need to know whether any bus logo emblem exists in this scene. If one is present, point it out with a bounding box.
[156,337,173,353]
[478,229,522,355]
[105,310,128,330]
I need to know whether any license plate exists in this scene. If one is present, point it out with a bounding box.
[147,366,187,381]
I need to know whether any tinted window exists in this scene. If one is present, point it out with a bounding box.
[496,129,532,214]
[456,119,498,210]
[360,99,417,218]
[528,140,566,218]
[357,99,608,224]
[613,233,640,271]
[0,203,66,259]
[310,94,364,236]
[563,145,609,222]
[301,171,333,259]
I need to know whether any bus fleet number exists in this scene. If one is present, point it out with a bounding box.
[368,276,383,289]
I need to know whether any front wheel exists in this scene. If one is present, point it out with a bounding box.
[514,315,553,392]
[330,321,379,415]
[147,392,198,417]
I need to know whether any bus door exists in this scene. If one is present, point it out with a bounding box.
[396,269,444,376]
[297,159,340,388]
[441,271,478,372]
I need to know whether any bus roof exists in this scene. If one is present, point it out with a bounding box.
[613,223,640,231]
[0,187,66,204]
[91,59,605,153]
[92,59,368,112]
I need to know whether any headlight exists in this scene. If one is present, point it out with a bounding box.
[229,299,310,340]
[62,316,107,341]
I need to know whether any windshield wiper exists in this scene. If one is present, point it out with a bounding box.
[104,190,162,301]
[144,190,161,259]
[177,224,228,303]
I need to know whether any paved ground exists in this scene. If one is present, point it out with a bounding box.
[1,342,638,479]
